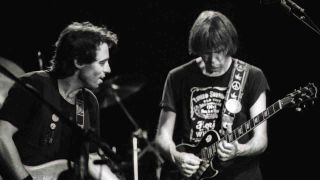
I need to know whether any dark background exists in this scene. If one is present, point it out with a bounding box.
[1,0,319,179]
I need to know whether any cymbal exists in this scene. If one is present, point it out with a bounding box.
[95,74,145,108]
[0,56,25,108]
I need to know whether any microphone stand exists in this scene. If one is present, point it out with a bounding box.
[280,0,320,36]
[107,83,164,180]
[0,64,120,180]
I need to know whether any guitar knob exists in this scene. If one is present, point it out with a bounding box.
[295,107,302,112]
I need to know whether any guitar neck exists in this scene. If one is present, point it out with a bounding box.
[204,99,286,160]
[220,83,318,144]
[203,83,317,160]
[221,100,283,144]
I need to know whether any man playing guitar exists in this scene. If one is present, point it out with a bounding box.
[155,10,269,180]
[0,22,122,180]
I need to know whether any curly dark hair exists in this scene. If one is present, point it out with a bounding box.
[49,21,118,78]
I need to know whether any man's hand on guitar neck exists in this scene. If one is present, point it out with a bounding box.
[170,148,202,177]
[217,124,239,162]
[217,140,239,161]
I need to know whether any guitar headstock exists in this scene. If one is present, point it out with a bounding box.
[282,83,318,111]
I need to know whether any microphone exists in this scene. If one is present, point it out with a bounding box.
[281,0,305,13]
[286,0,304,13]
[280,0,291,12]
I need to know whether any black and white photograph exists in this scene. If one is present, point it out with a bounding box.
[0,0,319,180]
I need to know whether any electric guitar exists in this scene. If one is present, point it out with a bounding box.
[24,159,69,180]
[162,83,318,180]
[0,157,124,180]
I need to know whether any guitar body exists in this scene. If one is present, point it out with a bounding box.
[25,159,70,180]
[0,158,123,180]
[161,130,221,180]
[177,130,220,180]
[0,160,70,180]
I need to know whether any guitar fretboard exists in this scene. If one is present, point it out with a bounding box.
[197,83,317,175]
[203,98,290,160]
[223,100,282,143]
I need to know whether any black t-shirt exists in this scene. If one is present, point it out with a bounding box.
[0,71,100,166]
[160,58,269,179]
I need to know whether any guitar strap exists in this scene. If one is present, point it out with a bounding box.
[44,88,85,145]
[220,59,250,135]
[76,88,85,129]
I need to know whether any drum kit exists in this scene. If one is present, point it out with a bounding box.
[0,56,162,180]
[94,73,163,180]
[94,73,146,109]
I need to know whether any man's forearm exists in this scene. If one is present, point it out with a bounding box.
[236,134,268,157]
[0,136,29,180]
[155,134,177,163]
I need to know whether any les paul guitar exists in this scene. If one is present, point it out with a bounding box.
[164,83,318,180]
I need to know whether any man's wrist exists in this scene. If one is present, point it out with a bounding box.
[169,146,177,163]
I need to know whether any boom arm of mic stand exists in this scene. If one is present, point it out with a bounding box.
[110,89,140,130]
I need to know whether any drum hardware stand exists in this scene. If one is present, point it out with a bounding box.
[108,83,164,180]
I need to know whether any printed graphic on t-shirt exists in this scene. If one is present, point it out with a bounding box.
[189,86,227,143]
